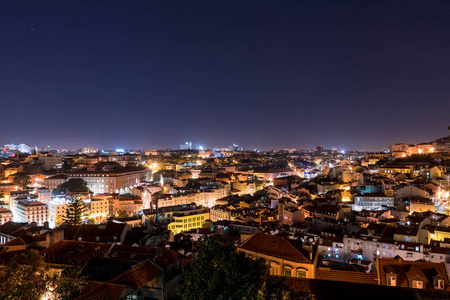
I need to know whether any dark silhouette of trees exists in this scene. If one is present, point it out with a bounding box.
[13,174,31,190]
[62,194,87,225]
[53,178,88,195]
[177,236,312,300]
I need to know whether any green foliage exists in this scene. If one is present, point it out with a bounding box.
[257,277,314,300]
[53,178,88,196]
[117,211,130,218]
[374,159,387,166]
[0,250,86,300]
[177,236,268,300]
[62,194,87,226]
[0,264,50,299]
[143,219,169,247]
[13,174,31,190]
[185,179,201,190]
[51,267,87,300]
[395,154,436,164]
[177,236,315,300]
[8,249,45,269]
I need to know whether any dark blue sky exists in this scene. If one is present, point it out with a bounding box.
[1,1,449,151]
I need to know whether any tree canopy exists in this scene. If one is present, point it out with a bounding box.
[0,249,86,299]
[62,194,87,226]
[53,178,88,195]
[177,236,311,300]
[117,211,130,218]
[13,174,31,190]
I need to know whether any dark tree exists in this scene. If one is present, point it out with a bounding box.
[177,236,268,300]
[143,219,169,247]
[257,277,315,300]
[63,194,87,225]
[177,236,312,300]
[117,211,130,218]
[13,174,31,190]
[0,249,86,299]
[185,179,201,190]
[53,178,88,195]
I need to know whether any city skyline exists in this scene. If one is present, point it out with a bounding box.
[2,129,450,152]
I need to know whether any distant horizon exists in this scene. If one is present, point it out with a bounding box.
[3,131,449,153]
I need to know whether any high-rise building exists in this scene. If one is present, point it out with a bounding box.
[180,141,192,150]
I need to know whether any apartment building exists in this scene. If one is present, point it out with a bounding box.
[0,208,13,225]
[67,166,147,194]
[15,200,49,226]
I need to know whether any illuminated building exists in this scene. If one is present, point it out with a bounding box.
[232,181,256,196]
[238,233,316,278]
[43,174,68,191]
[155,192,205,208]
[353,193,394,211]
[111,194,143,216]
[379,165,414,176]
[89,195,111,222]
[180,141,192,150]
[37,188,51,204]
[0,208,13,225]
[10,193,38,215]
[48,197,70,228]
[66,166,147,194]
[252,168,296,181]
[4,144,32,154]
[15,200,49,226]
[408,197,434,214]
[209,206,234,222]
[167,210,209,234]
[25,153,63,170]
[155,204,209,235]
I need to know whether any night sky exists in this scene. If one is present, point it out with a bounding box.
[1,1,450,151]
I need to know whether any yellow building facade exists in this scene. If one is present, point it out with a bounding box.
[168,212,209,235]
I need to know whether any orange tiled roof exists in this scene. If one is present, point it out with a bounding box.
[76,260,164,300]
[315,268,378,285]
[75,281,126,300]
[377,258,450,291]
[109,260,164,288]
[238,232,312,263]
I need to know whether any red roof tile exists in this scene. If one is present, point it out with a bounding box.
[238,232,312,263]
[316,268,377,285]
[75,281,126,300]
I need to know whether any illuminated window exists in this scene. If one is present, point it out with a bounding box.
[412,280,424,289]
[387,275,397,286]
[434,279,445,290]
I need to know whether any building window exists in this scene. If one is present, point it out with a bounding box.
[412,280,424,289]
[387,275,396,286]
[435,279,445,290]
[297,271,306,278]
[283,268,292,277]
